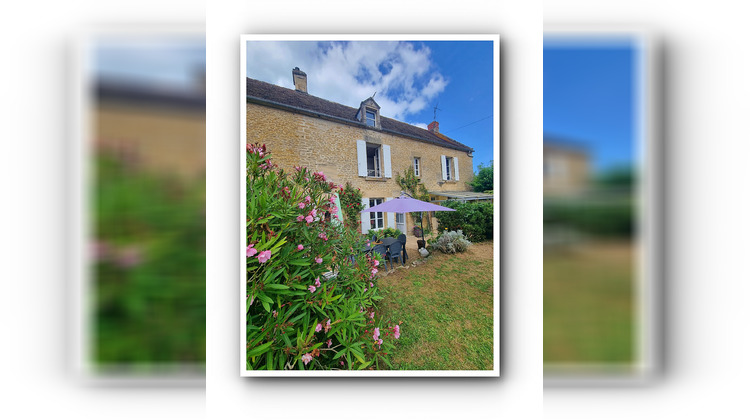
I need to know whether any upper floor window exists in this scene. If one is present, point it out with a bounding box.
[358,97,381,129]
[441,155,460,182]
[357,140,392,179]
[413,157,421,177]
[365,109,376,127]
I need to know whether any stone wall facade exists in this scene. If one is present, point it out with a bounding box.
[246,103,474,237]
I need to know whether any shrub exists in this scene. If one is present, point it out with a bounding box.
[339,182,364,228]
[412,225,423,238]
[368,227,403,241]
[435,200,493,242]
[429,230,472,254]
[246,144,401,370]
[469,161,493,193]
[544,198,633,238]
[94,151,205,366]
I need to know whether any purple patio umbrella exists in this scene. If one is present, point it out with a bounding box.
[360,192,455,243]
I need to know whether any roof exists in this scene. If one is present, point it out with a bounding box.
[428,191,494,201]
[97,80,206,111]
[246,77,473,153]
[543,134,589,156]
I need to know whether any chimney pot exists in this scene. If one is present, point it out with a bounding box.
[292,67,308,93]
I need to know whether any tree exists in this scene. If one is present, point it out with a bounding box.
[395,167,432,233]
[469,161,493,193]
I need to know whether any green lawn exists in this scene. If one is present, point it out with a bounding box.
[544,241,635,366]
[377,241,494,370]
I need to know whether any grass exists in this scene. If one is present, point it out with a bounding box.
[544,240,636,366]
[377,241,494,370]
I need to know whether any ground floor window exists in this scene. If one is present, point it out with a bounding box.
[369,198,384,229]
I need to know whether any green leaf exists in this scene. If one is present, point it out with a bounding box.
[247,341,273,358]
[264,284,289,290]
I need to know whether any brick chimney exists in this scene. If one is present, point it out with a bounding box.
[292,67,307,93]
[427,121,439,134]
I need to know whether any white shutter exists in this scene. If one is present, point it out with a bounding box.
[383,144,392,178]
[386,197,395,229]
[440,155,447,180]
[360,197,369,233]
[454,156,460,181]
[356,140,367,177]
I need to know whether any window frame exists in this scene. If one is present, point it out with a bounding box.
[369,198,384,229]
[445,156,453,180]
[413,157,421,177]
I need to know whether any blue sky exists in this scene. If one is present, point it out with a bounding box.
[544,40,638,173]
[245,40,495,175]
[94,36,206,90]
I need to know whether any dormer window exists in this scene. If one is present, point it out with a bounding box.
[358,97,381,129]
[365,109,376,127]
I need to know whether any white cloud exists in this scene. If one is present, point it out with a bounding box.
[245,40,448,121]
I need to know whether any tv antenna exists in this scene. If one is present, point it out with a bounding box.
[433,100,443,120]
[372,91,377,99]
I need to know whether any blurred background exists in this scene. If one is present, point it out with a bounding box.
[543,37,640,371]
[86,33,206,373]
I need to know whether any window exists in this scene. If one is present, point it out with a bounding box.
[369,198,384,229]
[366,144,381,177]
[365,109,376,127]
[445,157,453,180]
[440,155,459,181]
[357,140,391,178]
[413,157,421,176]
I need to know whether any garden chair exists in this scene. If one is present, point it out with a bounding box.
[370,243,390,270]
[397,233,408,262]
[370,234,378,243]
[386,240,404,269]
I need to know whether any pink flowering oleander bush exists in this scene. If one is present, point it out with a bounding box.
[246,144,401,370]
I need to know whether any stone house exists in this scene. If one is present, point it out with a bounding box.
[246,67,478,236]
[95,80,206,180]
[543,137,590,197]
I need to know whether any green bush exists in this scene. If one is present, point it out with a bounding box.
[94,152,205,366]
[544,199,634,238]
[246,144,401,370]
[429,230,472,254]
[339,182,364,228]
[368,227,403,241]
[435,200,493,242]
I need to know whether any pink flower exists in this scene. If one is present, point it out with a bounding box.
[304,195,312,204]
[272,310,277,318]
[310,208,317,218]
[315,277,321,287]
[369,312,375,319]
[393,325,400,339]
[297,244,304,251]
[257,250,272,263]
[327,339,333,348]
[315,323,322,332]
[246,244,258,257]
[363,287,367,292]
[371,268,378,275]
[373,259,379,267]
[296,215,304,222]
[305,215,314,224]
[370,282,374,288]
[328,196,336,204]
[373,327,380,341]
[115,246,142,268]
[325,319,331,332]
[331,206,339,214]
[315,257,323,264]
[318,232,327,241]
[301,353,313,365]
[340,360,344,366]
[298,202,305,209]
[308,285,316,293]
[377,339,383,346]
